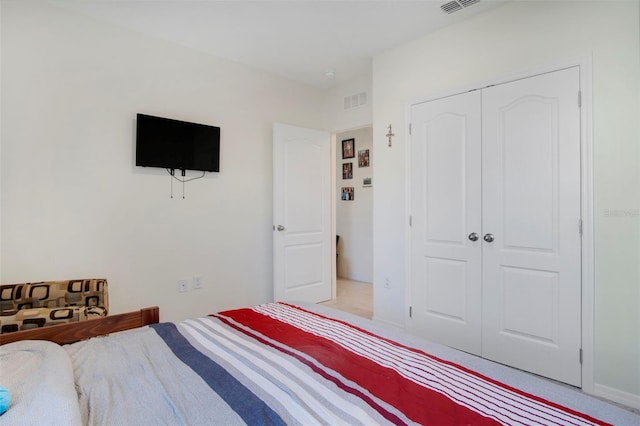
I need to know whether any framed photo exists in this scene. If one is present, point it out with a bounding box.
[342,162,353,179]
[363,176,372,187]
[341,187,354,201]
[342,138,355,159]
[358,149,370,167]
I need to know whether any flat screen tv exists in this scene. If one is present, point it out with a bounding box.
[136,114,220,172]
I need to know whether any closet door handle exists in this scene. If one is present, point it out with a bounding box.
[483,233,495,243]
[468,232,479,242]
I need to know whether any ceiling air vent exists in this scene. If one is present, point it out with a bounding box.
[441,0,480,14]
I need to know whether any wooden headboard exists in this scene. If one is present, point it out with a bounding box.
[0,306,159,346]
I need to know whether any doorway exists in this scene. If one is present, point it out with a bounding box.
[321,126,374,317]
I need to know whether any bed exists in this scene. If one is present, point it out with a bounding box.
[0,302,638,425]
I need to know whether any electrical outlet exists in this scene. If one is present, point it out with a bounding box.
[177,279,188,293]
[384,276,391,289]
[193,275,203,289]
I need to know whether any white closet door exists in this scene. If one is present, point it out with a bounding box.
[481,67,582,386]
[408,91,483,355]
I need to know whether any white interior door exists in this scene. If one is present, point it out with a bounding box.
[481,67,582,386]
[408,91,483,355]
[408,67,582,386]
[273,123,332,303]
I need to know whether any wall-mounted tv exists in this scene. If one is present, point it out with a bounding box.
[136,114,220,173]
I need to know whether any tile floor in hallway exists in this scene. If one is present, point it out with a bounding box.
[318,278,373,319]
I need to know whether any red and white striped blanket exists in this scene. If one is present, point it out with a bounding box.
[66,302,633,425]
[215,302,608,426]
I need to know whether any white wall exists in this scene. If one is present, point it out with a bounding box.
[372,0,639,404]
[0,1,325,322]
[324,73,373,133]
[336,127,373,283]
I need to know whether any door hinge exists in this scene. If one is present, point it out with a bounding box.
[579,348,583,364]
[578,91,582,107]
[409,215,412,226]
[579,219,583,235]
[409,306,413,318]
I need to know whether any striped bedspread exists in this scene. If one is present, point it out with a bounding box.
[67,302,627,425]
[207,303,607,426]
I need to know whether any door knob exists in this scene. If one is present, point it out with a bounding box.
[276,225,286,231]
[483,233,495,243]
[468,232,479,242]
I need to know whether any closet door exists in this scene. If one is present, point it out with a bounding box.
[408,91,482,355]
[481,67,582,386]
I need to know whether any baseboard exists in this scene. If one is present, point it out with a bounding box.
[593,383,640,411]
[371,315,403,331]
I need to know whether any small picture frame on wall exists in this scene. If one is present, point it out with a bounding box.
[341,187,354,201]
[358,149,370,167]
[363,176,372,187]
[342,163,353,179]
[342,138,355,159]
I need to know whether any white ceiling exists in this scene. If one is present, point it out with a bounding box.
[49,0,508,89]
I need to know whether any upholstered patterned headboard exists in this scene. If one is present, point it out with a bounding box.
[0,279,109,334]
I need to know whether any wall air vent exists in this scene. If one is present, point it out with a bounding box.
[344,91,368,110]
[441,0,480,14]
